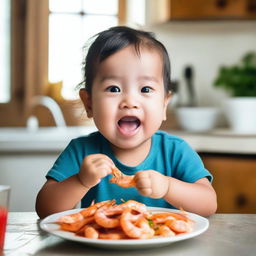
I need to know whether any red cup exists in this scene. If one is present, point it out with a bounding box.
[0,185,10,251]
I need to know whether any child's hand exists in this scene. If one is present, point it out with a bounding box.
[77,154,114,189]
[134,170,169,199]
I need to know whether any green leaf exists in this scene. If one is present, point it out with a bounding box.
[148,219,154,228]
[214,52,256,97]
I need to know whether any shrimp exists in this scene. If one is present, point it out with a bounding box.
[84,226,99,239]
[94,200,147,229]
[57,200,113,224]
[57,200,194,239]
[118,200,148,214]
[110,167,136,188]
[120,209,154,239]
[94,205,122,228]
[110,174,136,188]
[57,202,114,232]
[154,225,175,237]
[60,215,96,233]
[75,216,95,236]
[111,166,123,179]
[149,211,193,234]
[149,211,190,224]
[98,229,128,240]
[59,218,89,232]
[165,219,193,233]
[80,200,115,218]
[58,212,84,224]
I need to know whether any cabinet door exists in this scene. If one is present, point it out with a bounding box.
[201,154,256,213]
[0,153,58,211]
[170,0,256,20]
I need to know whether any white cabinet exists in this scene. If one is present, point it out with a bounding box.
[0,152,59,211]
[0,126,97,212]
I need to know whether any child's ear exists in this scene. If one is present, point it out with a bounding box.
[79,89,93,118]
[163,92,172,121]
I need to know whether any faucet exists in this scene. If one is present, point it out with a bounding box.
[26,96,66,129]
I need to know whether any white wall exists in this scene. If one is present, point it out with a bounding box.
[147,21,256,107]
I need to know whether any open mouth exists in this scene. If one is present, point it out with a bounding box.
[117,116,141,135]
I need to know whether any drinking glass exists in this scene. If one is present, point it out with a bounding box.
[0,185,10,251]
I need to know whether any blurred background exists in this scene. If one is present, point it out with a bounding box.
[0,0,256,213]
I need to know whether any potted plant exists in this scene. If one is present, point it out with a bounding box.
[214,52,256,133]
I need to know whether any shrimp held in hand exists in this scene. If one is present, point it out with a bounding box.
[110,166,136,188]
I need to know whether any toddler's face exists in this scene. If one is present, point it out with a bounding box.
[81,45,170,152]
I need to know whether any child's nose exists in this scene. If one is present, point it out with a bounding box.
[119,94,139,109]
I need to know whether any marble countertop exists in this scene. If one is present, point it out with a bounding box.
[4,212,256,256]
[170,129,256,154]
[0,127,256,154]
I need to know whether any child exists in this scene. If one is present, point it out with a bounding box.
[36,26,217,218]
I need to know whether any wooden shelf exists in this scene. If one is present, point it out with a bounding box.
[169,0,256,20]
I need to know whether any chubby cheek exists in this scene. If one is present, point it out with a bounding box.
[145,111,163,132]
[145,102,166,128]
[92,101,116,132]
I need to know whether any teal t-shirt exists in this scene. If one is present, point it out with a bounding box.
[46,130,212,209]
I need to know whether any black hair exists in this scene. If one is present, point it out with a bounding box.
[80,26,171,94]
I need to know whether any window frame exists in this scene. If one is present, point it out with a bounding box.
[0,0,126,126]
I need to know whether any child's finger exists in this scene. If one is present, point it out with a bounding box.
[95,164,112,178]
[90,154,115,166]
[138,187,152,197]
[134,170,150,184]
[135,176,151,189]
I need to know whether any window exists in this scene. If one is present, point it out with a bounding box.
[48,0,119,100]
[0,0,11,103]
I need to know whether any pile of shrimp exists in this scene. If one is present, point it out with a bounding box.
[56,200,193,240]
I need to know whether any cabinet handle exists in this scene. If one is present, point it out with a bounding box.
[216,0,228,9]
[235,194,248,207]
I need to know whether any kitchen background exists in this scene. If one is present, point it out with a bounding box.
[1,0,256,213]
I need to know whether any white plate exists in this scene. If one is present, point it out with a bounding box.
[40,207,209,249]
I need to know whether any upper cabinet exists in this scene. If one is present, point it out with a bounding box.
[169,0,256,20]
[132,0,256,26]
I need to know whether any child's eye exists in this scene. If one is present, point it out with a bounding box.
[141,86,152,93]
[106,86,121,93]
